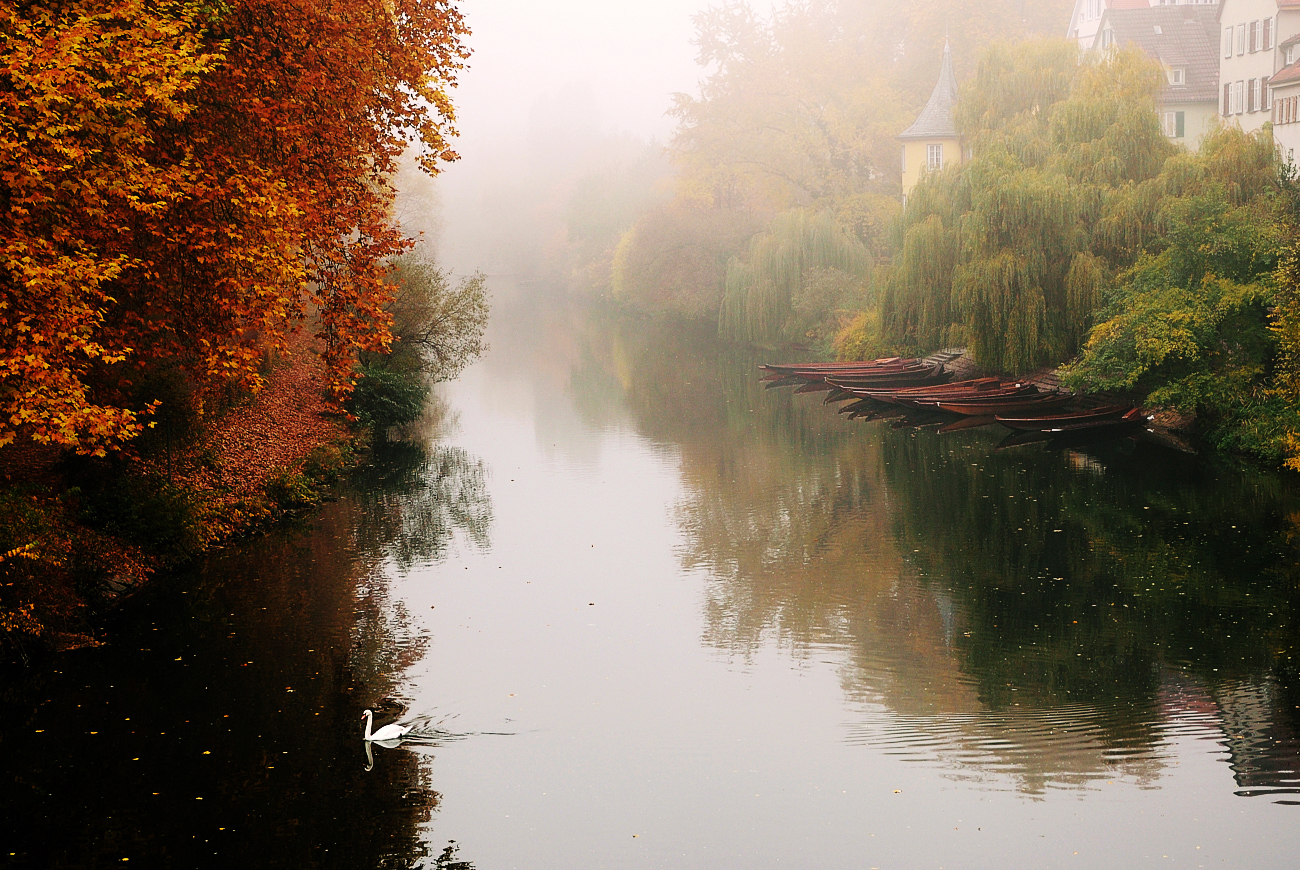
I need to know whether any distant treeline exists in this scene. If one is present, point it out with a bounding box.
[549,1,1300,471]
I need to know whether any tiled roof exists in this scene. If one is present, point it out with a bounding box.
[1098,5,1220,104]
[1270,62,1300,87]
[899,43,960,140]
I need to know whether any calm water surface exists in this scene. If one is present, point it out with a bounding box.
[5,289,1300,868]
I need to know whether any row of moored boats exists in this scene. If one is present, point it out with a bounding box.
[760,357,1148,441]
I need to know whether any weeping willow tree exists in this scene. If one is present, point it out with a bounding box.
[878,42,1174,373]
[1062,125,1294,463]
[719,209,870,345]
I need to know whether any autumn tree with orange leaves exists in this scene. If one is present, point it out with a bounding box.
[1,0,469,455]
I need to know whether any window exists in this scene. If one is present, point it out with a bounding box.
[1168,67,1185,86]
[1224,82,1232,116]
[1100,28,1114,50]
[927,143,943,171]
[1238,23,1247,56]
[1252,78,1263,113]
[1288,45,1296,67]
[1225,28,1234,60]
[1161,111,1185,139]
[1249,21,1258,53]
[900,145,906,174]
[1088,0,1101,20]
[1265,17,1274,51]
[1266,86,1273,112]
[1233,80,1245,115]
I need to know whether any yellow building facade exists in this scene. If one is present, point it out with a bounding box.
[899,43,963,202]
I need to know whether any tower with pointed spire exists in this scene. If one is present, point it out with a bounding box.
[898,42,963,202]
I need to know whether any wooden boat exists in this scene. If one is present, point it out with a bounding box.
[798,366,948,394]
[810,361,938,383]
[843,378,1023,406]
[760,357,909,378]
[774,361,935,392]
[934,392,1073,416]
[904,384,1040,407]
[994,405,1137,431]
[1035,408,1147,435]
[886,377,1003,395]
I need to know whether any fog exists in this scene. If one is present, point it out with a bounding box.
[431,0,717,276]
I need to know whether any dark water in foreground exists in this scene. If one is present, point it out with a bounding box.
[5,294,1300,868]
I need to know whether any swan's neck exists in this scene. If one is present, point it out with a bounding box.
[363,709,373,740]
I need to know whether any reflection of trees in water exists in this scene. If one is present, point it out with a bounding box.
[350,440,492,574]
[568,308,1300,795]
[0,498,447,868]
[879,431,1300,699]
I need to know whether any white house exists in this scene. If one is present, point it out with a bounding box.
[1069,0,1220,50]
[1268,32,1300,160]
[1093,4,1222,146]
[1217,0,1300,132]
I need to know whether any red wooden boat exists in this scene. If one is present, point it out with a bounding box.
[799,364,947,393]
[760,357,908,378]
[767,360,927,390]
[1033,408,1147,434]
[843,378,1025,406]
[935,393,1073,416]
[904,384,1040,408]
[994,405,1137,431]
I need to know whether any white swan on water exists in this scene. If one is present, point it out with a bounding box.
[361,709,413,742]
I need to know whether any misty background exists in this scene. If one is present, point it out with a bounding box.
[422,0,709,277]
[404,1,1074,295]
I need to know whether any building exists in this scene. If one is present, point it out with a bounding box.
[1067,0,1215,50]
[1093,4,1222,146]
[1267,32,1300,160]
[1216,0,1296,133]
[899,43,963,202]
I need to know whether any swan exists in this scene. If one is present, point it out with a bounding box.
[361,709,413,742]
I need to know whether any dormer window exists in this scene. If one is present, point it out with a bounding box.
[1168,67,1185,86]
[1100,28,1115,50]
[1288,45,1297,67]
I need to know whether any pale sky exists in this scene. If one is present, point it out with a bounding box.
[451,0,716,143]
[434,0,724,271]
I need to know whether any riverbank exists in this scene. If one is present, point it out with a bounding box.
[0,332,362,657]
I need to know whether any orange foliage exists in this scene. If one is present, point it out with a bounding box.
[1,0,468,454]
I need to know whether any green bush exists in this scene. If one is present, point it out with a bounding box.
[346,365,428,433]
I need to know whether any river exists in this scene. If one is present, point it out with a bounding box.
[4,288,1300,868]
